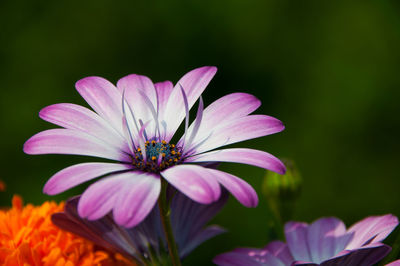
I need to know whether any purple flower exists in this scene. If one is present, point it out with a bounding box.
[24,66,285,227]
[214,214,399,266]
[52,189,228,265]
[386,260,400,265]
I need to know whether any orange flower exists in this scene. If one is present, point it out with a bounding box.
[0,195,136,266]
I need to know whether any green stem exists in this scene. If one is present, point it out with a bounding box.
[267,200,285,241]
[158,179,181,266]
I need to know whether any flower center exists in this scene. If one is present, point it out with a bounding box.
[132,140,182,172]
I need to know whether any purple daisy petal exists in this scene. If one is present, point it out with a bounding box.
[53,196,142,261]
[161,164,221,204]
[214,247,288,266]
[186,148,286,174]
[51,212,123,253]
[154,80,174,108]
[181,226,226,258]
[293,262,317,266]
[155,81,174,115]
[285,221,312,262]
[205,168,258,207]
[78,174,131,220]
[182,93,261,148]
[117,74,158,138]
[155,80,174,139]
[113,172,161,228]
[163,66,217,141]
[213,251,266,266]
[52,199,128,256]
[184,96,204,152]
[264,241,294,265]
[53,189,228,264]
[43,162,132,195]
[306,217,353,264]
[39,103,128,152]
[117,74,157,104]
[318,242,392,266]
[197,92,261,126]
[346,214,399,250]
[170,188,228,257]
[23,128,131,162]
[75,76,124,134]
[190,115,285,154]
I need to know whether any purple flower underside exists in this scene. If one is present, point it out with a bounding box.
[52,189,228,265]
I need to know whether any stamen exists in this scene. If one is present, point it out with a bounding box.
[157,152,163,165]
[131,140,183,172]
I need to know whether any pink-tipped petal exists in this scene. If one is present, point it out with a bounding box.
[161,164,221,204]
[43,162,132,195]
[155,81,174,114]
[285,222,312,262]
[117,74,158,138]
[163,66,217,141]
[23,128,131,162]
[189,115,285,154]
[187,148,286,174]
[306,217,352,264]
[113,172,160,228]
[39,103,128,152]
[155,81,174,140]
[200,92,261,125]
[78,174,130,220]
[155,80,174,140]
[184,93,261,145]
[346,214,399,250]
[75,76,123,134]
[206,168,258,207]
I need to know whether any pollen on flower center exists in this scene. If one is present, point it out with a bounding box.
[132,140,182,172]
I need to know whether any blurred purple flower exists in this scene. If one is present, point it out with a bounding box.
[24,66,285,227]
[386,260,400,265]
[52,188,228,265]
[214,214,398,266]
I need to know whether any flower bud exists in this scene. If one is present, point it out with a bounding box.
[262,159,302,223]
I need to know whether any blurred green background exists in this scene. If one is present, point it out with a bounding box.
[1,0,400,264]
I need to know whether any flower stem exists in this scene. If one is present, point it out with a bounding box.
[158,179,181,266]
